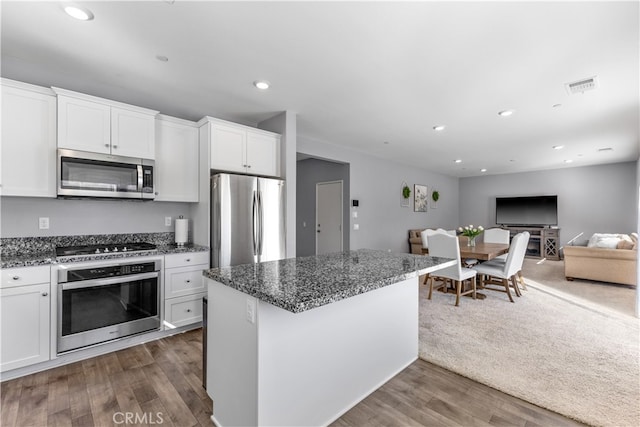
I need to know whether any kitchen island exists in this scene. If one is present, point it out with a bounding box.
[203,249,455,427]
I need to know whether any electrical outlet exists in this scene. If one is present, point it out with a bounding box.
[165,217,172,226]
[39,217,49,230]
[246,299,256,324]
[353,211,358,218]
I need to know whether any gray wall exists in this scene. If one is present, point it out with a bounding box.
[297,136,460,253]
[296,158,350,257]
[0,197,190,237]
[636,159,639,317]
[459,162,637,247]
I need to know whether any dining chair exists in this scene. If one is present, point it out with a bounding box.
[420,228,455,250]
[481,231,530,292]
[472,232,528,302]
[426,233,477,306]
[483,228,511,258]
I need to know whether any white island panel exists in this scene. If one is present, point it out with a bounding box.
[207,276,418,427]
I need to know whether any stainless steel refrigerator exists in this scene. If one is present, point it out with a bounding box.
[210,173,286,267]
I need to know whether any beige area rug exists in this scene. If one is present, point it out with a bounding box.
[418,279,640,427]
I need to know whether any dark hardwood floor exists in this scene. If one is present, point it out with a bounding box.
[1,328,584,427]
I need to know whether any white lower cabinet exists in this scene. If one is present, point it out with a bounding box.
[164,252,208,328]
[1,266,51,372]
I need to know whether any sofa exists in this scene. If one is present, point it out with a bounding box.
[564,233,638,287]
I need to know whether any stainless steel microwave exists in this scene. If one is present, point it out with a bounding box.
[57,149,154,200]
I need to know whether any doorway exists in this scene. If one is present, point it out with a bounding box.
[316,181,343,255]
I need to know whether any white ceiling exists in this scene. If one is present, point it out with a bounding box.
[2,1,638,177]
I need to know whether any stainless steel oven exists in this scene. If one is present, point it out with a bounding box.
[57,259,161,353]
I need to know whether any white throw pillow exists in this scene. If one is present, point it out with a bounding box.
[594,237,621,249]
[587,233,623,248]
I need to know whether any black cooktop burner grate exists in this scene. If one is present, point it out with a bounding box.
[56,242,157,257]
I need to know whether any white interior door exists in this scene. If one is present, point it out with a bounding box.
[316,181,343,255]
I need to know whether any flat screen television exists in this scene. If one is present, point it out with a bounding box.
[495,195,558,226]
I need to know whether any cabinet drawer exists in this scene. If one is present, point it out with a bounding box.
[164,251,209,269]
[1,265,50,288]
[165,293,206,328]
[165,265,207,299]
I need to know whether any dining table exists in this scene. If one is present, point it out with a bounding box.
[421,242,510,261]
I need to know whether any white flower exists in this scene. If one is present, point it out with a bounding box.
[469,225,473,228]
[458,227,463,232]
[473,228,477,233]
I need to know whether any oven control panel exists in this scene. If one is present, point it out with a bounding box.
[61,261,160,283]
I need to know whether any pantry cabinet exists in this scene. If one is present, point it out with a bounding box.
[154,115,199,202]
[164,252,208,328]
[201,117,280,177]
[0,266,51,372]
[0,79,57,197]
[54,88,158,159]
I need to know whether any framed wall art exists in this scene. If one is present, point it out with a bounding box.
[414,184,427,212]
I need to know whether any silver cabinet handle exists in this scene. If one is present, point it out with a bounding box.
[42,292,48,296]
[247,165,251,168]
[12,276,20,280]
[112,145,118,149]
[186,308,192,312]
[185,279,191,283]
[105,144,110,147]
[185,259,191,262]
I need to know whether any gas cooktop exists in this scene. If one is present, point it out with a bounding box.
[56,242,157,257]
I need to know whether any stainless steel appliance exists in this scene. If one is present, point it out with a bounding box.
[57,148,154,199]
[57,256,161,353]
[211,173,285,267]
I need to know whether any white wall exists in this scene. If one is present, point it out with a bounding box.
[636,159,639,317]
[297,136,459,253]
[0,197,190,237]
[459,162,637,247]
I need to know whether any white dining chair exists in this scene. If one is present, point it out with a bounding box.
[483,228,511,261]
[482,231,530,292]
[472,232,529,302]
[426,233,477,306]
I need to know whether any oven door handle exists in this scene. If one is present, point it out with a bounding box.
[60,272,159,291]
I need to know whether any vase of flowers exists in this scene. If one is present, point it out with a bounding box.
[458,225,484,247]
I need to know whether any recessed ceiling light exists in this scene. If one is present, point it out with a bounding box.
[64,4,94,21]
[253,80,270,90]
[553,145,564,150]
[480,168,487,172]
[155,55,169,62]
[564,159,573,164]
[432,125,445,131]
[498,110,514,117]
[454,159,462,163]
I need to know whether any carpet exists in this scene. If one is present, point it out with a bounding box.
[418,279,640,427]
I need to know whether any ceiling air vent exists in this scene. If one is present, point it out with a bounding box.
[565,76,598,95]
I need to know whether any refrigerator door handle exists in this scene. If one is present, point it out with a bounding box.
[252,190,258,257]
[258,190,264,256]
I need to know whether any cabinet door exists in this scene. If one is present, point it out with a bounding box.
[155,119,199,202]
[210,124,246,173]
[1,84,57,197]
[57,95,111,154]
[164,292,206,328]
[246,131,279,177]
[111,107,156,159]
[0,283,50,372]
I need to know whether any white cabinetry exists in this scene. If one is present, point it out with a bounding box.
[154,115,199,202]
[0,79,57,197]
[201,117,280,177]
[164,252,208,328]
[54,88,158,159]
[0,265,51,372]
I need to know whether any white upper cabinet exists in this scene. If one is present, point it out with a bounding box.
[1,79,57,197]
[155,115,199,202]
[202,117,280,177]
[54,88,158,159]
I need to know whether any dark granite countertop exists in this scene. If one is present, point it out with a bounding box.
[203,249,455,313]
[1,241,209,269]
